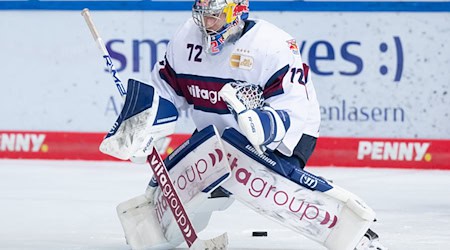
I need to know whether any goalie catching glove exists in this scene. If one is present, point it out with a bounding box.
[219,82,290,154]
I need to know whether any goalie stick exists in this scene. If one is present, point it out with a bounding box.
[80,8,228,250]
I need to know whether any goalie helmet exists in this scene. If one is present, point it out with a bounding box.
[192,0,249,54]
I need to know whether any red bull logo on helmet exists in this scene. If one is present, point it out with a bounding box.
[233,4,249,17]
[225,2,249,23]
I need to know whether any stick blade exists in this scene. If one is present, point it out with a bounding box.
[190,233,228,250]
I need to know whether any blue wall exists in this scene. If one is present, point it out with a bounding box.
[1,0,449,12]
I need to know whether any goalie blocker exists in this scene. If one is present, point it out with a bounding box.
[117,125,376,250]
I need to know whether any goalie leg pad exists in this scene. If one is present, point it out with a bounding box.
[161,192,234,248]
[116,193,174,250]
[220,128,376,250]
[117,125,233,249]
[117,188,234,250]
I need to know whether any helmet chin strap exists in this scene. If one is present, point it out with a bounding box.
[205,34,213,53]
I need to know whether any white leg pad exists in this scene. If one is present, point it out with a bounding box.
[117,191,235,250]
[323,200,373,250]
[116,125,234,249]
[221,128,376,250]
[116,194,174,250]
[163,193,235,246]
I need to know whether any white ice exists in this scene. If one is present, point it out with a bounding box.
[1,159,449,250]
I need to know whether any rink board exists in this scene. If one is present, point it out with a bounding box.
[0,131,448,170]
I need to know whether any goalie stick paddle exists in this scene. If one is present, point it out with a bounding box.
[148,148,228,249]
[80,8,228,250]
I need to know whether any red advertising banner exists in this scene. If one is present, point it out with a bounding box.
[308,137,450,170]
[1,131,449,170]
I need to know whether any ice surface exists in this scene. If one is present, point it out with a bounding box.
[1,159,449,250]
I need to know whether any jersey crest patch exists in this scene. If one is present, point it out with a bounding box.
[286,39,300,55]
[230,53,254,70]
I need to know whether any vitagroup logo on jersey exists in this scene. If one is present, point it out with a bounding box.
[230,53,253,70]
[357,141,432,162]
[187,85,223,104]
[0,133,47,152]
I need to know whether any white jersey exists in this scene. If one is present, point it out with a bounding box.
[150,18,321,156]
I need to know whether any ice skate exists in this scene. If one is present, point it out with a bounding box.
[355,228,388,250]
